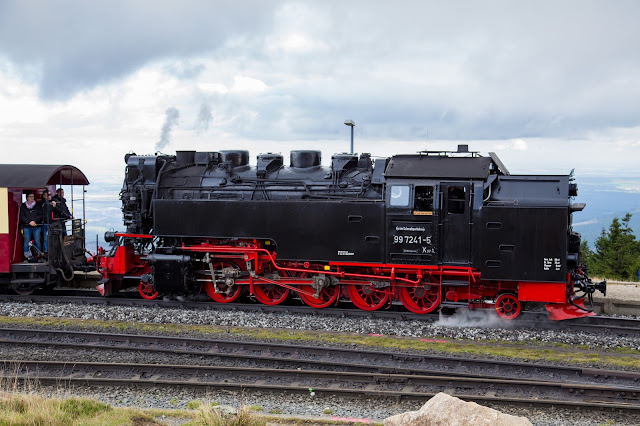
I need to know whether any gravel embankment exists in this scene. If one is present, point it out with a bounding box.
[1,300,638,425]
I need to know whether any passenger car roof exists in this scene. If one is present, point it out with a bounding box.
[0,164,89,188]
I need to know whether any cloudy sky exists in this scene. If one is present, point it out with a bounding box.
[1,0,640,179]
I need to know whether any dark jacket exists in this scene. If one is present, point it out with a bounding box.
[52,195,72,220]
[39,199,61,224]
[20,202,43,229]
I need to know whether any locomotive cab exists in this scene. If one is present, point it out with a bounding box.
[384,149,490,267]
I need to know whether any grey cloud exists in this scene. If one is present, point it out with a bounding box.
[164,62,206,80]
[0,0,278,100]
[156,107,180,151]
[231,1,640,140]
[2,1,640,142]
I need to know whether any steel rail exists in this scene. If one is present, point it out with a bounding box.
[0,327,638,387]
[2,360,639,412]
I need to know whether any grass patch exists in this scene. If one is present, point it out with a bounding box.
[0,393,280,426]
[186,405,265,426]
[0,390,386,425]
[0,393,166,426]
[187,400,202,409]
[0,315,637,370]
[59,397,111,418]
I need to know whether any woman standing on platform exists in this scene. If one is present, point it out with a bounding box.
[20,192,42,261]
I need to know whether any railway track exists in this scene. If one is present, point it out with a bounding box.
[2,359,639,413]
[0,327,639,387]
[0,292,638,337]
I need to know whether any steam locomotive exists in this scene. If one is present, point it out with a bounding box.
[96,145,605,320]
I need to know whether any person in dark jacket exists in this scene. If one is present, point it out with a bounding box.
[52,188,72,236]
[20,192,43,261]
[39,189,59,256]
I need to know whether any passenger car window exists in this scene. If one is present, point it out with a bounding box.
[389,185,410,207]
[447,186,465,214]
[414,186,434,213]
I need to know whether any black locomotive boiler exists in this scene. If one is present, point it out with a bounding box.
[97,145,605,320]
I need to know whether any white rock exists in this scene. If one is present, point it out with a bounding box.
[384,393,532,426]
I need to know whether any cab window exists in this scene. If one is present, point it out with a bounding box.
[389,185,410,207]
[447,186,465,214]
[414,186,434,214]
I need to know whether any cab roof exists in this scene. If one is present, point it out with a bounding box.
[384,155,494,179]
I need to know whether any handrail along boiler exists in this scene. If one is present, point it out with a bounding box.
[97,146,605,320]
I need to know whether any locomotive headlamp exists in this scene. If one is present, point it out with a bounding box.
[569,183,578,197]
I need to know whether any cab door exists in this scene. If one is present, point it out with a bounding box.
[386,183,437,265]
[439,182,471,265]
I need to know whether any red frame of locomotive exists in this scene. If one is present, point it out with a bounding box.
[97,233,583,320]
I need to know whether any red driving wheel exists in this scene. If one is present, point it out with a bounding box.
[138,281,159,300]
[495,293,522,319]
[253,270,291,306]
[399,283,441,314]
[299,284,339,308]
[294,272,339,308]
[204,261,244,303]
[348,282,389,311]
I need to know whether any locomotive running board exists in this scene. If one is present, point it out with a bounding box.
[545,300,595,321]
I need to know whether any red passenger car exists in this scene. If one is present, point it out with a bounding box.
[0,164,90,293]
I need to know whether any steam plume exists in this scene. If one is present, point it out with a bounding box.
[156,107,180,151]
[195,102,213,132]
[434,308,513,328]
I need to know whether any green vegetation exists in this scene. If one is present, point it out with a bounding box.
[247,405,263,412]
[187,400,203,409]
[187,405,265,426]
[583,213,640,280]
[0,393,287,426]
[0,394,161,426]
